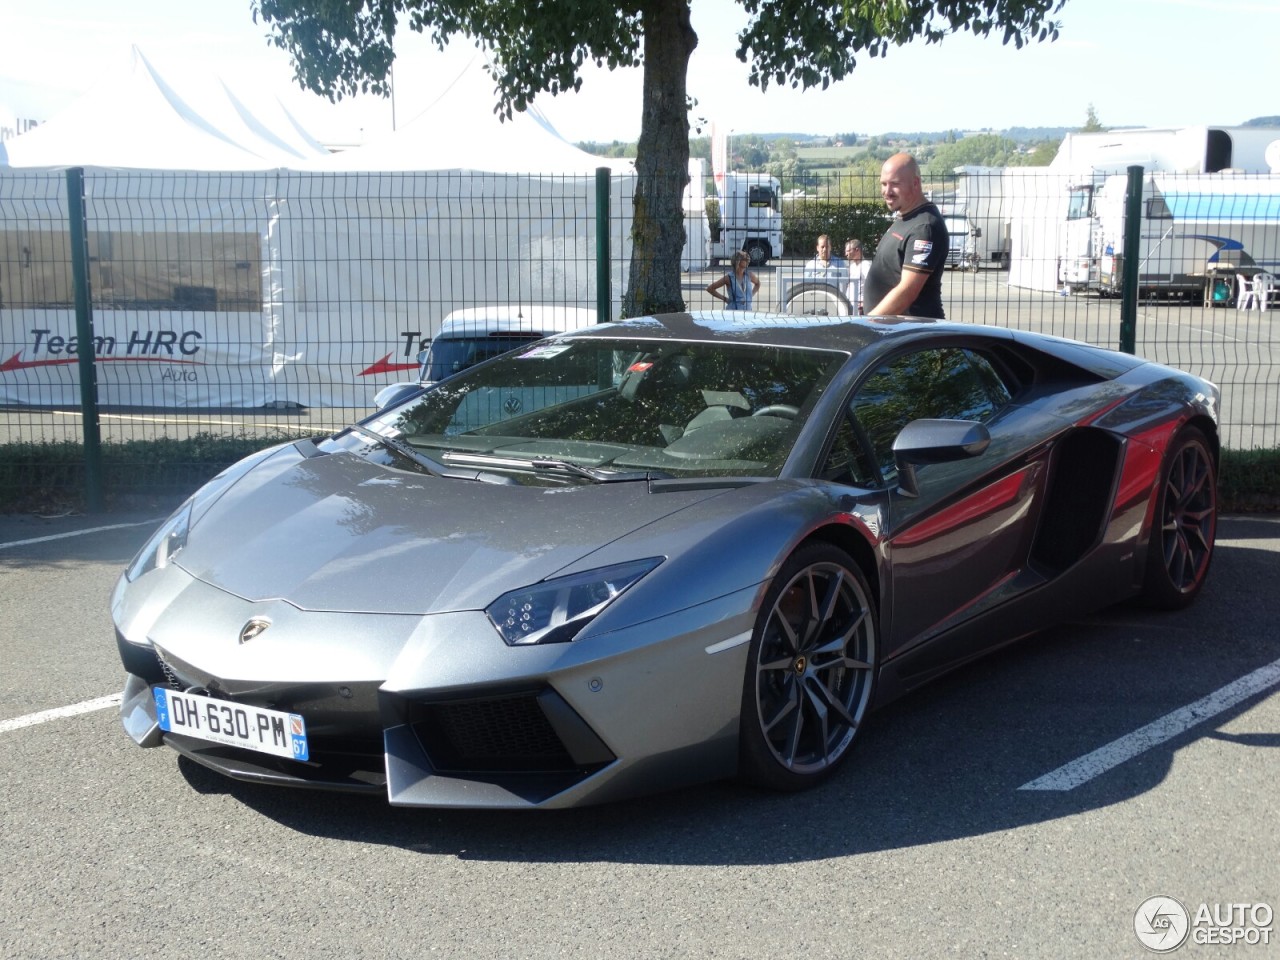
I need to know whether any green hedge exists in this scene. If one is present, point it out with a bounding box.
[1220,448,1280,512]
[705,197,893,260]
[782,199,893,259]
[0,433,311,512]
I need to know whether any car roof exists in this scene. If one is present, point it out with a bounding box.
[555,311,966,355]
[439,305,598,336]
[445,310,1143,384]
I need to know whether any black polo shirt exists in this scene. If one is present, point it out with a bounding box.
[863,202,949,319]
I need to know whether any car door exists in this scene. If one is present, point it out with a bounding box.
[846,345,1057,659]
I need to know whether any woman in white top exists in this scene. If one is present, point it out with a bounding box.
[706,250,761,310]
[845,238,871,314]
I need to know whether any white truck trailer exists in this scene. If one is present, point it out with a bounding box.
[952,166,1013,269]
[1090,173,1280,296]
[1051,125,1280,292]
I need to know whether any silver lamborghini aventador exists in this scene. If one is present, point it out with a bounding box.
[114,312,1219,808]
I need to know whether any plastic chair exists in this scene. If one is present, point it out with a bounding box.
[1236,274,1257,310]
[1254,272,1277,312]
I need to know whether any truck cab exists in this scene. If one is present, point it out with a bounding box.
[1058,181,1097,292]
[943,215,977,269]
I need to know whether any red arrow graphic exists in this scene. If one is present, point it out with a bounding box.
[1,353,77,372]
[358,353,419,377]
[1,352,201,373]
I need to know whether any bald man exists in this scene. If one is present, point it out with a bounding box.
[863,153,949,319]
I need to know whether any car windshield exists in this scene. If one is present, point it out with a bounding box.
[422,333,546,382]
[373,336,845,481]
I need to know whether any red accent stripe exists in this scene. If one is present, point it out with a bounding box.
[894,467,1032,547]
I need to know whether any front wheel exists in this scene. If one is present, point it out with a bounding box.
[739,543,878,791]
[1141,425,1217,609]
[744,240,771,266]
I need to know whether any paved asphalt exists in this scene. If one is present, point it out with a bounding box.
[1,510,1278,959]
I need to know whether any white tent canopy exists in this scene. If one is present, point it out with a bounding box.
[0,48,644,409]
[0,46,330,169]
[312,55,631,175]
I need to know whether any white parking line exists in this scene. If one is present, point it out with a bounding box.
[47,409,349,432]
[0,519,159,551]
[0,694,123,735]
[1018,656,1280,791]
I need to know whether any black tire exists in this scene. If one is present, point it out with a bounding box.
[1141,425,1217,609]
[744,240,771,266]
[739,543,878,791]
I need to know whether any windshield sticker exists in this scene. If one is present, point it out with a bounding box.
[517,343,573,359]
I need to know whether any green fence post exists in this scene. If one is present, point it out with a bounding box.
[1118,164,1144,355]
[66,167,105,512]
[595,167,611,323]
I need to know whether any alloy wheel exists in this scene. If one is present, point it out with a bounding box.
[752,554,876,778]
[1158,434,1216,593]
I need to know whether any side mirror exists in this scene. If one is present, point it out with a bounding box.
[373,382,425,412]
[892,419,991,498]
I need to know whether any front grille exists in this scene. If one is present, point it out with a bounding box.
[413,693,578,774]
[154,649,184,689]
[142,648,388,790]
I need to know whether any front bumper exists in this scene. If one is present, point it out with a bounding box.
[113,569,756,808]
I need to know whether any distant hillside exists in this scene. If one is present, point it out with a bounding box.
[1000,127,1076,143]
[846,127,1072,145]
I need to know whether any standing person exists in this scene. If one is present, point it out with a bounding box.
[863,153,949,319]
[844,238,870,314]
[706,250,760,310]
[803,234,845,279]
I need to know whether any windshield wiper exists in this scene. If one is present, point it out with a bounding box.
[443,451,670,484]
[531,458,671,483]
[348,424,448,477]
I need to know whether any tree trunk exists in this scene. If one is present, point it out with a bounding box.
[622,0,697,318]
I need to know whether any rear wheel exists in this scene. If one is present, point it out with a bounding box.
[740,543,878,791]
[1142,425,1217,609]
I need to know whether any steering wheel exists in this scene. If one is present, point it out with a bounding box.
[752,404,800,420]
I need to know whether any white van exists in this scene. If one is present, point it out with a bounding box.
[373,305,599,409]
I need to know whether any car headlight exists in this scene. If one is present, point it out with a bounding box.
[125,500,192,582]
[485,558,663,646]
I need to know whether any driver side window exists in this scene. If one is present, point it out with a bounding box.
[848,348,1010,483]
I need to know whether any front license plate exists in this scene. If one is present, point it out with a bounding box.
[154,687,309,762]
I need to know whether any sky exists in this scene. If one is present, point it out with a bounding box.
[1,0,1277,148]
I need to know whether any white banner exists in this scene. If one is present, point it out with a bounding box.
[0,308,274,407]
[0,167,636,408]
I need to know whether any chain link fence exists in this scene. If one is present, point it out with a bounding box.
[2,165,1277,506]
